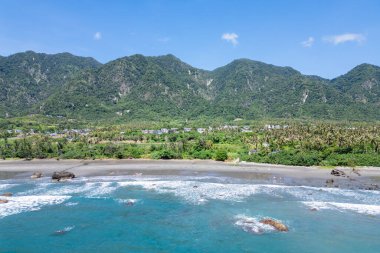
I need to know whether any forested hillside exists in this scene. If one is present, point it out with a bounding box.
[0,51,379,121]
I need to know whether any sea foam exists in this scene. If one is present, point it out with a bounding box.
[234,215,278,234]
[302,201,380,215]
[0,195,71,218]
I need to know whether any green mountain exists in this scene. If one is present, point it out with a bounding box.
[331,63,380,105]
[0,51,379,121]
[0,51,101,116]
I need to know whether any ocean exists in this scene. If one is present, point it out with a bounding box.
[1,174,379,252]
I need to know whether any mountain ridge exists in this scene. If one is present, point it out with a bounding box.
[0,51,379,121]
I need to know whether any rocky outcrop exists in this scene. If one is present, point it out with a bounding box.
[0,199,9,204]
[331,169,346,177]
[31,172,43,179]
[52,171,75,181]
[1,192,12,197]
[259,219,289,232]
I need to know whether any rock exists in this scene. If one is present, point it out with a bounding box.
[52,171,75,181]
[310,208,318,211]
[31,171,43,179]
[331,169,346,177]
[259,219,289,232]
[1,192,12,197]
[365,184,379,191]
[0,199,9,204]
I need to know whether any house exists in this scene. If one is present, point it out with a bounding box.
[197,128,206,134]
[241,126,252,132]
[161,128,169,134]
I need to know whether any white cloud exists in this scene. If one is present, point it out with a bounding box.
[94,32,102,40]
[222,33,238,46]
[301,37,314,47]
[323,33,365,45]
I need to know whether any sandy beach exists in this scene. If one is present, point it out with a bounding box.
[0,159,379,189]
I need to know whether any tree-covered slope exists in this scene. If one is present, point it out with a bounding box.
[331,63,380,104]
[0,51,101,117]
[41,54,213,119]
[0,51,379,121]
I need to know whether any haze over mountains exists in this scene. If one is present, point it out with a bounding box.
[0,51,379,121]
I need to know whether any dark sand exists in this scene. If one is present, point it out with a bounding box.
[0,159,379,189]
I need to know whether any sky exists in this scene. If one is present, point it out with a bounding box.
[0,0,379,78]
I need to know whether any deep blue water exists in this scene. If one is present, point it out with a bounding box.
[1,174,380,253]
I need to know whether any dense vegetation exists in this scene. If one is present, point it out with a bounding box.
[1,51,379,167]
[1,117,379,167]
[0,51,379,121]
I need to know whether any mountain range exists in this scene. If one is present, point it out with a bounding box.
[0,51,379,121]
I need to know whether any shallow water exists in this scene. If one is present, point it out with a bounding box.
[1,175,379,253]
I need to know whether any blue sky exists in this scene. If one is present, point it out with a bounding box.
[0,0,379,78]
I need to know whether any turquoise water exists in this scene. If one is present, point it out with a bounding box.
[1,174,380,253]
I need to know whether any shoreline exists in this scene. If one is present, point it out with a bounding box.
[0,159,379,190]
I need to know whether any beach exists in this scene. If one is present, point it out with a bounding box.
[0,159,379,189]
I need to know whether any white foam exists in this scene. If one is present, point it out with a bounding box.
[0,195,71,218]
[53,225,75,235]
[0,184,18,191]
[302,201,380,215]
[116,198,139,205]
[23,182,118,197]
[234,215,276,234]
[119,180,262,204]
[118,179,380,206]
[64,202,78,206]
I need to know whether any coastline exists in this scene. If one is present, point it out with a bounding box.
[0,159,379,189]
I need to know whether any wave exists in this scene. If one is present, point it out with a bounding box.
[118,179,380,206]
[20,181,118,198]
[0,183,18,191]
[118,180,262,204]
[302,201,380,215]
[0,195,71,218]
[64,202,78,206]
[116,198,139,205]
[6,175,380,210]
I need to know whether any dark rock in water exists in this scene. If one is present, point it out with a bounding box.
[53,230,67,235]
[52,226,75,236]
[365,184,379,191]
[1,192,12,197]
[310,208,318,211]
[331,169,346,177]
[0,199,9,204]
[31,171,43,179]
[193,185,198,188]
[259,219,289,232]
[52,171,75,181]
